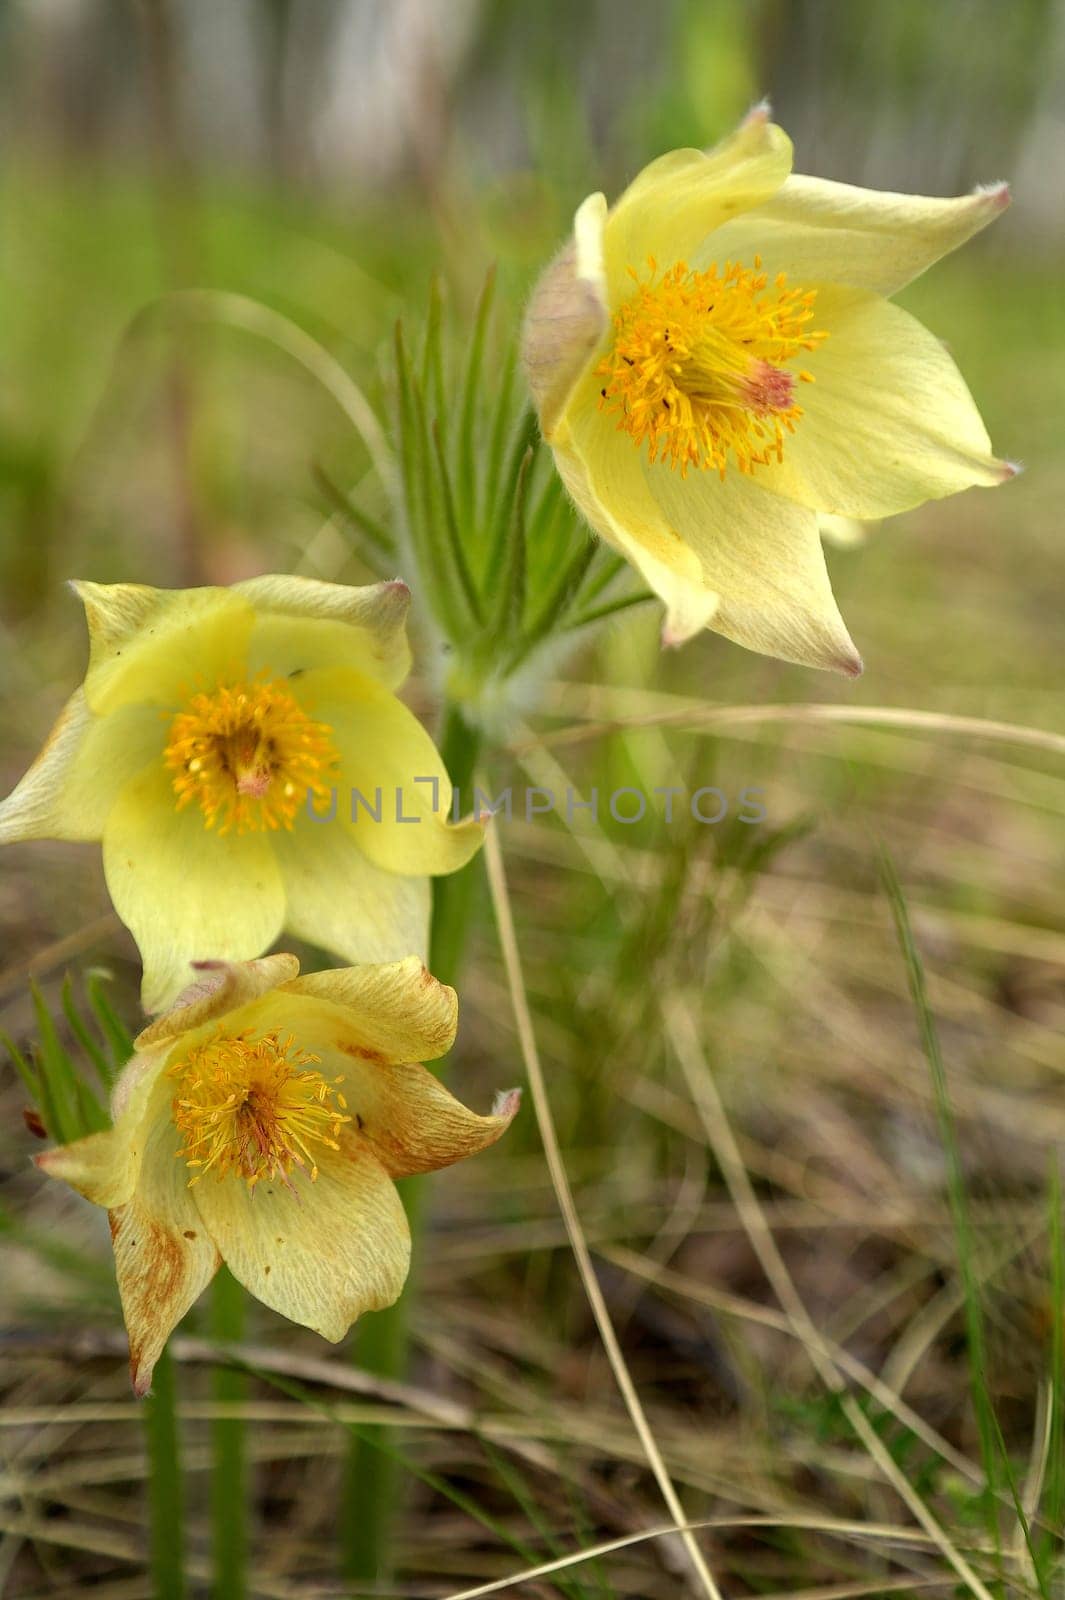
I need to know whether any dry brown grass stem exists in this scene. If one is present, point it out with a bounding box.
[483,818,725,1600]
[511,698,1065,761]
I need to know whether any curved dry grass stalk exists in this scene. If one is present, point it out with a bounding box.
[513,700,1065,761]
[0,913,121,1001]
[482,820,724,1600]
[137,289,397,500]
[441,1511,960,1600]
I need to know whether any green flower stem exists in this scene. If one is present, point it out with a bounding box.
[342,703,483,1585]
[144,1347,186,1600]
[210,1267,247,1599]
[425,704,485,987]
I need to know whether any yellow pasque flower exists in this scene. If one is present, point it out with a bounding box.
[36,953,520,1394]
[523,105,1016,670]
[0,577,482,1010]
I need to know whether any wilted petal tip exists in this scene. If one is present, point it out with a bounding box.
[492,1088,522,1120]
[838,648,864,679]
[999,458,1023,481]
[743,97,772,127]
[971,180,1010,210]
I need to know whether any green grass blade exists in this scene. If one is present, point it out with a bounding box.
[61,973,114,1094]
[457,263,497,532]
[421,273,447,447]
[394,321,449,612]
[519,529,598,653]
[395,323,469,640]
[1,1029,41,1105]
[491,444,531,646]
[483,408,538,599]
[30,981,82,1144]
[210,1269,247,1600]
[879,847,1005,1575]
[432,416,483,624]
[559,590,656,635]
[1042,1157,1065,1564]
[144,1347,187,1600]
[483,334,518,525]
[86,971,134,1071]
[570,547,629,608]
[73,1076,109,1133]
[482,1441,590,1600]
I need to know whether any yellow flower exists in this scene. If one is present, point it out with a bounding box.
[0,577,482,1010]
[523,105,1016,670]
[35,953,520,1395]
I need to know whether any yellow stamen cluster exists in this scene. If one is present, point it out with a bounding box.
[170,1029,350,1188]
[164,678,338,834]
[598,256,826,478]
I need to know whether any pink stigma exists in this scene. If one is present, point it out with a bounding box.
[740,360,795,415]
[236,766,273,798]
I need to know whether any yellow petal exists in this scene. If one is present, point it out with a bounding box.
[212,977,516,1177]
[602,109,793,304]
[337,1076,519,1181]
[819,513,875,549]
[272,817,431,966]
[191,1140,409,1342]
[555,360,858,666]
[640,447,862,673]
[237,575,413,692]
[552,378,718,644]
[35,1048,170,1208]
[78,584,255,717]
[0,691,162,844]
[72,581,169,664]
[523,192,610,439]
[103,763,286,1013]
[281,956,457,1061]
[111,1111,221,1395]
[135,954,302,1051]
[298,667,484,876]
[762,286,1011,518]
[705,173,1010,295]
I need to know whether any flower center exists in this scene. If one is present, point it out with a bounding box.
[170,1029,350,1189]
[164,678,338,834]
[597,256,827,478]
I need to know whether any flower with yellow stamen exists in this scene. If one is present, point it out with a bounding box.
[0,577,482,1010]
[169,1028,349,1187]
[523,104,1016,670]
[35,954,520,1395]
[164,678,340,834]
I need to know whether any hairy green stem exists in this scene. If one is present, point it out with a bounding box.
[211,1268,247,1598]
[342,704,483,1584]
[144,1347,186,1600]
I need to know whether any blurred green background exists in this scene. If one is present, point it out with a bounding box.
[1,2,1064,1596]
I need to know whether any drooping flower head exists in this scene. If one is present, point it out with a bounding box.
[523,106,1016,669]
[0,577,482,1009]
[36,954,520,1394]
